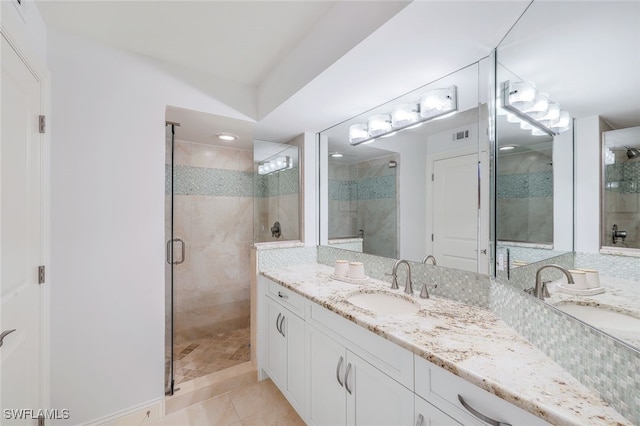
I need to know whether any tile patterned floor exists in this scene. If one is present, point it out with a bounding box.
[174,327,250,385]
[153,379,305,426]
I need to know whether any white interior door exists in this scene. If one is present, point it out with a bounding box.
[432,153,479,272]
[1,34,44,424]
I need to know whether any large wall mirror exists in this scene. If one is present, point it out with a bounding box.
[319,63,491,274]
[495,1,640,351]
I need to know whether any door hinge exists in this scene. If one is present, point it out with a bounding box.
[38,265,45,284]
[431,234,434,242]
[431,173,434,181]
[39,115,46,134]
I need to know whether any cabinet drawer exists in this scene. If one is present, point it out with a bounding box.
[309,302,414,389]
[266,278,306,317]
[415,356,549,426]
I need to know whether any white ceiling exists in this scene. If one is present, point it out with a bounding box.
[36,0,337,87]
[37,1,638,148]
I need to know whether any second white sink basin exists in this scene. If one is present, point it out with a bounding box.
[347,292,420,315]
[556,304,640,332]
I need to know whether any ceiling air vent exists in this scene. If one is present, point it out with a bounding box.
[452,129,470,141]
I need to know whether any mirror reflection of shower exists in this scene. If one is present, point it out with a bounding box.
[253,139,301,243]
[603,126,640,249]
[327,147,399,259]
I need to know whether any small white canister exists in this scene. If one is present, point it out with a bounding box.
[334,260,349,277]
[349,261,365,279]
[578,268,600,289]
[568,270,588,289]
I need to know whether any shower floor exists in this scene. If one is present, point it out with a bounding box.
[174,327,250,385]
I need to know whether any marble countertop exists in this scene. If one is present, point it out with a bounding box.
[261,263,631,426]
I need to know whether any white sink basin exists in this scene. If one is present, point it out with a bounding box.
[556,304,640,332]
[347,292,420,315]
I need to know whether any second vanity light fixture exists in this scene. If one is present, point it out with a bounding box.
[348,85,458,146]
[258,156,293,175]
[500,80,571,137]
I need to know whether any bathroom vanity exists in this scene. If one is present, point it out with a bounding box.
[256,263,629,426]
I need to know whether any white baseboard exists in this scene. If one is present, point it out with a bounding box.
[83,398,164,426]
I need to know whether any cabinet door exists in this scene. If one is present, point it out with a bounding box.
[415,395,462,426]
[266,299,286,387]
[285,310,305,413]
[307,325,347,426]
[346,351,414,426]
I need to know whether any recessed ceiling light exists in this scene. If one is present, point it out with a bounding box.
[499,145,519,151]
[330,152,344,158]
[216,133,238,141]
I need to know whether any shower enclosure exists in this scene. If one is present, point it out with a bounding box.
[165,116,254,395]
[602,126,640,249]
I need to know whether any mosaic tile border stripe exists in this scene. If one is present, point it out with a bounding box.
[255,167,300,198]
[166,165,254,197]
[497,171,553,198]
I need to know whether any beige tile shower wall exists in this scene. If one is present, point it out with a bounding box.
[170,141,253,344]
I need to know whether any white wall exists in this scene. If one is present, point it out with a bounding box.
[1,0,47,66]
[574,115,604,253]
[48,29,253,425]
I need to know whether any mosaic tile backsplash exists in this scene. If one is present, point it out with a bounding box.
[493,254,640,423]
[574,252,640,280]
[317,246,490,309]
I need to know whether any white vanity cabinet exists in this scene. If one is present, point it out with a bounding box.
[415,394,462,426]
[260,277,306,414]
[306,323,414,426]
[415,356,550,426]
[258,275,550,426]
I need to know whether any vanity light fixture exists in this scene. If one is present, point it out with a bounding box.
[257,156,293,176]
[349,85,458,146]
[500,80,571,137]
[216,132,238,141]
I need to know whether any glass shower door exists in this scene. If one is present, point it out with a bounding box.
[164,123,175,395]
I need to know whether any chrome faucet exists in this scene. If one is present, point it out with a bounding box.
[422,255,437,265]
[533,264,574,300]
[390,259,413,294]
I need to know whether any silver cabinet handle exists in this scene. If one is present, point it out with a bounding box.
[458,395,512,426]
[0,329,16,348]
[275,313,282,334]
[278,315,285,337]
[277,291,289,300]
[344,363,353,394]
[166,238,185,265]
[336,356,344,387]
[416,414,424,426]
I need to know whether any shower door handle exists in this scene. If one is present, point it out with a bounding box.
[166,238,185,265]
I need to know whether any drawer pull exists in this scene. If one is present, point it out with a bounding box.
[458,395,512,426]
[344,363,353,395]
[416,413,424,426]
[336,356,344,387]
[278,315,285,337]
[277,291,289,300]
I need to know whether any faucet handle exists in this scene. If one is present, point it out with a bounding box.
[385,272,399,289]
[524,287,534,295]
